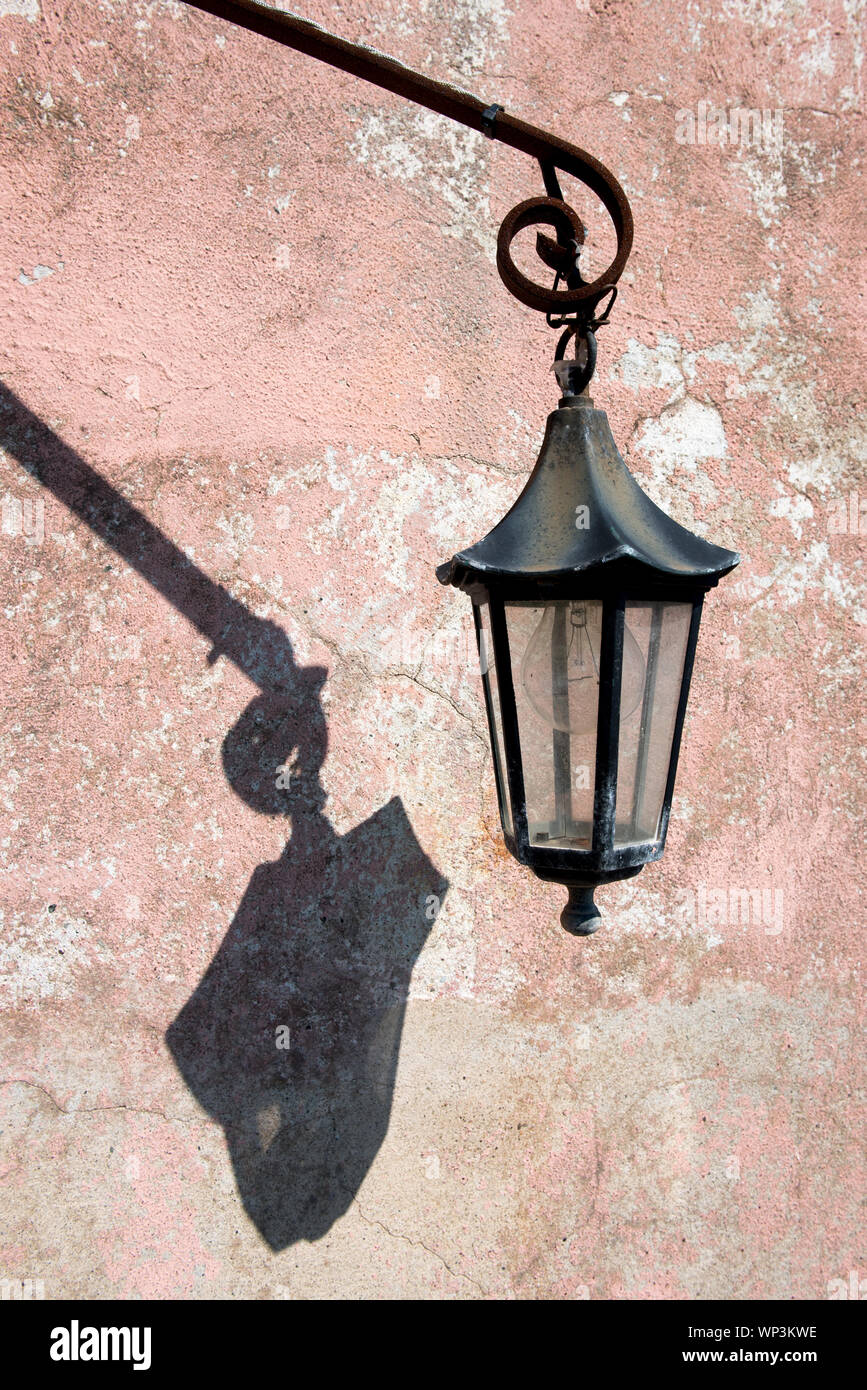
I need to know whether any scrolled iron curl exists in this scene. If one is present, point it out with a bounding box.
[493,135,633,321]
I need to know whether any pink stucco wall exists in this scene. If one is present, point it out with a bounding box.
[0,0,863,1298]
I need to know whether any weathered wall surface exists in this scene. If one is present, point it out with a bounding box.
[0,0,863,1299]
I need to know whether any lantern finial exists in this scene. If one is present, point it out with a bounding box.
[560,885,602,936]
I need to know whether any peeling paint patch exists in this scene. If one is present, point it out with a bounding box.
[18,264,60,285]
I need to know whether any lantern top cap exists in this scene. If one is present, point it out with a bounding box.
[437,400,739,592]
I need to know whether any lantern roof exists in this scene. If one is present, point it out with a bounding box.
[437,397,739,591]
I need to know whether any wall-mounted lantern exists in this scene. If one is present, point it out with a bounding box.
[182,0,740,934]
[437,365,738,934]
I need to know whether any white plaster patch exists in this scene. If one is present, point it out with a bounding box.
[368,0,510,75]
[18,265,56,285]
[738,148,787,228]
[631,398,726,529]
[0,909,108,1004]
[690,283,861,505]
[609,334,684,399]
[788,132,841,194]
[496,408,545,471]
[768,490,814,539]
[427,461,517,555]
[718,0,810,26]
[0,0,40,20]
[799,26,836,79]
[216,510,255,559]
[638,398,727,467]
[786,453,846,496]
[349,109,495,256]
[733,540,865,620]
[410,884,478,1002]
[301,444,516,672]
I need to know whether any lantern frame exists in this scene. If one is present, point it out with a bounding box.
[438,392,739,932]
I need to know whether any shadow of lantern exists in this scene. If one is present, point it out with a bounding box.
[0,382,448,1252]
[167,691,448,1249]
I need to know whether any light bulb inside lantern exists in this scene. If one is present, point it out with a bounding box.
[520,601,645,735]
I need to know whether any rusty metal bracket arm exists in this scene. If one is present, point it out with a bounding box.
[182,0,634,319]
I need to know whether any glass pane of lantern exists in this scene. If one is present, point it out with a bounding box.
[614,601,693,846]
[475,601,513,838]
[505,600,601,849]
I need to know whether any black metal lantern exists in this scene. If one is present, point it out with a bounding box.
[437,363,739,935]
